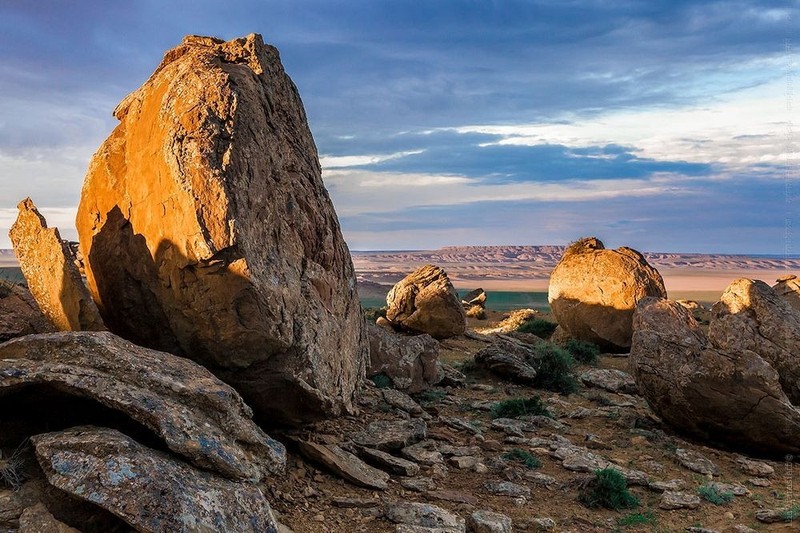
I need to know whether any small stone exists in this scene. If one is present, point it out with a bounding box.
[360,447,421,477]
[467,510,512,533]
[383,501,465,532]
[425,490,478,505]
[659,491,701,510]
[707,481,748,496]
[524,471,557,487]
[429,463,449,479]
[748,477,771,487]
[402,441,444,466]
[490,418,535,436]
[473,463,488,474]
[733,525,758,533]
[675,448,719,476]
[297,441,389,490]
[755,508,793,523]
[18,503,80,533]
[352,419,427,451]
[530,517,556,531]
[648,479,684,492]
[400,477,436,493]
[439,444,482,457]
[483,480,531,498]
[579,368,637,394]
[383,389,426,415]
[449,456,480,469]
[736,457,774,477]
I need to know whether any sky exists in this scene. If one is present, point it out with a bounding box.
[0,0,797,254]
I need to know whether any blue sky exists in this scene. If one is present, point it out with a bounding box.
[0,1,797,253]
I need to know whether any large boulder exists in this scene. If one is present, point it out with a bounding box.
[630,281,800,455]
[772,274,800,311]
[385,265,466,339]
[548,237,666,350]
[74,34,367,425]
[0,331,285,481]
[0,285,53,342]
[33,427,279,533]
[367,323,442,392]
[9,198,104,332]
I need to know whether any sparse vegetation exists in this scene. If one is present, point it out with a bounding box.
[0,442,28,490]
[617,510,656,527]
[698,484,734,505]
[502,448,541,469]
[413,388,447,405]
[779,504,800,521]
[579,468,640,510]
[530,342,579,394]
[369,373,392,389]
[491,395,551,419]
[516,317,558,337]
[564,338,601,365]
[0,278,15,298]
[363,306,387,322]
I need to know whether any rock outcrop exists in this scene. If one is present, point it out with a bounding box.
[9,198,104,332]
[0,331,286,481]
[385,265,466,339]
[548,237,666,350]
[0,285,53,342]
[74,34,367,425]
[772,274,800,311]
[367,323,442,392]
[33,427,279,533]
[630,282,800,455]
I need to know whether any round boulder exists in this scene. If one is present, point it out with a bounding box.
[386,265,466,339]
[548,237,666,350]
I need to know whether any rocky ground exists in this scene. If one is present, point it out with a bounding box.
[268,312,799,533]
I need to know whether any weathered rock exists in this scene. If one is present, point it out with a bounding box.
[448,456,481,470]
[368,324,443,393]
[675,449,719,476]
[359,447,420,477]
[383,501,465,532]
[483,480,530,498]
[9,198,104,333]
[631,290,800,455]
[18,504,80,533]
[736,457,774,477]
[382,386,425,416]
[467,510,512,533]
[425,490,478,505]
[401,441,444,465]
[0,285,53,342]
[548,237,666,350]
[707,481,748,496]
[659,491,700,510]
[474,339,538,384]
[0,331,285,481]
[773,274,800,311]
[400,477,436,492]
[579,368,637,394]
[75,33,367,425]
[553,444,649,485]
[465,306,486,319]
[385,265,466,339]
[352,419,427,451]
[32,427,279,533]
[756,508,796,523]
[296,440,389,490]
[648,479,684,492]
[479,309,538,334]
[461,288,487,309]
[529,517,556,531]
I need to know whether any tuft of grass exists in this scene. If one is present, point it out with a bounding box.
[0,442,28,490]
[579,468,640,510]
[564,338,601,365]
[697,484,734,505]
[516,317,558,337]
[413,388,447,405]
[502,448,541,469]
[780,504,800,521]
[530,342,579,394]
[617,510,656,527]
[491,395,551,419]
[369,373,392,389]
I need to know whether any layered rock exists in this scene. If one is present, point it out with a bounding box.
[772,274,800,311]
[367,323,442,392]
[33,427,279,533]
[74,33,366,425]
[385,265,466,339]
[548,237,666,350]
[630,282,800,455]
[9,198,104,332]
[0,331,285,481]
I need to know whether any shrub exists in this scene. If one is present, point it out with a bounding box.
[516,318,557,337]
[502,448,541,469]
[0,443,27,490]
[780,504,800,521]
[413,388,447,405]
[564,338,600,365]
[531,342,578,394]
[491,395,551,419]
[698,484,734,505]
[369,373,392,389]
[579,468,639,510]
[617,510,656,527]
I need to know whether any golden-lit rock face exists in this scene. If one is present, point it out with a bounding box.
[773,274,800,311]
[10,198,104,332]
[76,34,367,425]
[548,237,667,350]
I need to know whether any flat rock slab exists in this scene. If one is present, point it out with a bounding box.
[483,481,531,498]
[18,503,80,533]
[0,331,285,481]
[383,501,465,532]
[352,419,427,451]
[467,510,513,533]
[32,427,279,533]
[659,491,701,510]
[737,457,774,477]
[359,447,420,477]
[401,441,444,466]
[424,490,478,505]
[676,448,719,476]
[298,441,389,490]
[579,368,637,394]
